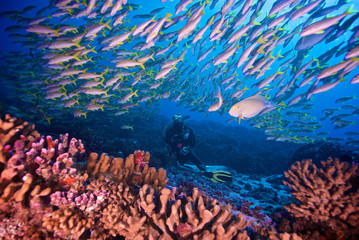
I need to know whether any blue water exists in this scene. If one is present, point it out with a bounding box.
[0,0,358,151]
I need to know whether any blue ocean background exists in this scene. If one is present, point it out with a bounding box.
[1,0,359,239]
[0,0,358,167]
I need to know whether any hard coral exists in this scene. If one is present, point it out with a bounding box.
[87,150,167,188]
[0,115,254,240]
[0,114,86,239]
[283,158,359,239]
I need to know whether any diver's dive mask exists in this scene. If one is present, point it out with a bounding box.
[172,114,183,123]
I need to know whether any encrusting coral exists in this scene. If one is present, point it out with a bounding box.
[0,114,251,239]
[282,158,359,239]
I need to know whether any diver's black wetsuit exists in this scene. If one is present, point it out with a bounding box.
[163,121,206,172]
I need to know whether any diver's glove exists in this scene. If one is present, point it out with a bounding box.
[179,145,191,155]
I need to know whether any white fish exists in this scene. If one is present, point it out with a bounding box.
[317,60,351,80]
[345,46,359,59]
[108,31,132,48]
[311,77,346,94]
[155,66,176,80]
[100,0,113,14]
[110,0,125,16]
[300,6,355,36]
[146,13,172,43]
[229,95,270,124]
[351,73,359,84]
[177,12,204,42]
[213,43,238,66]
[133,17,156,36]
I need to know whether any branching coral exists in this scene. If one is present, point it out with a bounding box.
[0,114,86,239]
[0,114,253,240]
[283,158,359,238]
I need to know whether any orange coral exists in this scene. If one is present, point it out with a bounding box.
[86,150,168,188]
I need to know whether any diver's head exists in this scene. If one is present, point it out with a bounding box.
[172,113,183,124]
[172,113,184,129]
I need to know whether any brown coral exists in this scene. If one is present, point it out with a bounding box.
[87,150,168,188]
[43,207,94,239]
[283,158,359,239]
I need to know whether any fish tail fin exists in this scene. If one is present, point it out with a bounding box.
[165,13,172,21]
[99,78,105,86]
[277,67,284,75]
[73,51,81,61]
[53,29,60,37]
[257,35,266,44]
[139,62,145,70]
[104,88,109,97]
[46,116,53,125]
[346,5,357,15]
[100,67,109,80]
[74,38,82,48]
[208,15,215,25]
[104,19,112,30]
[258,45,265,54]
[276,50,283,58]
[339,74,346,82]
[269,51,275,59]
[252,20,261,25]
[90,46,97,54]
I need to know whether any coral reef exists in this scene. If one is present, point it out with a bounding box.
[282,158,359,239]
[2,113,358,240]
[0,114,252,239]
[86,150,168,188]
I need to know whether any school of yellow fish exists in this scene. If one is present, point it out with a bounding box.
[0,0,358,148]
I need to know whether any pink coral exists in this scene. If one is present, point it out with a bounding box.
[174,223,192,238]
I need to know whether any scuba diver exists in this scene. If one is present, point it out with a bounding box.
[163,113,232,183]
